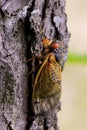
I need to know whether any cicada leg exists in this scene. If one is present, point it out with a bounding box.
[28,64,41,75]
[25,56,36,63]
[25,54,43,76]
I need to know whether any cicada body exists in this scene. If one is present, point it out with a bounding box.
[31,38,63,115]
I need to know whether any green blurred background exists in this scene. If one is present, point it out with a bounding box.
[58,1,87,130]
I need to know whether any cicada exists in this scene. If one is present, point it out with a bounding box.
[28,38,63,115]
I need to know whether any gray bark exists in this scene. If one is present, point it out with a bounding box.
[0,0,70,130]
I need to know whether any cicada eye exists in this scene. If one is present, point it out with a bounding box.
[51,43,59,49]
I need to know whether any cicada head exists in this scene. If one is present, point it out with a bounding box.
[51,40,64,49]
[42,38,63,50]
[42,38,52,48]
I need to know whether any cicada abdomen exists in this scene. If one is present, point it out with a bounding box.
[32,52,61,115]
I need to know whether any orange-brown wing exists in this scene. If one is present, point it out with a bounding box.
[32,54,61,114]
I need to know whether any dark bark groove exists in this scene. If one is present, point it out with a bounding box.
[0,0,70,130]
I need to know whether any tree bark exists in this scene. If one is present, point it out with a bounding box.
[0,0,70,130]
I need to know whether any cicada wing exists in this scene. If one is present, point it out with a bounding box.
[32,57,61,115]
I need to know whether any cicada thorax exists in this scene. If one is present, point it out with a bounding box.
[32,52,61,115]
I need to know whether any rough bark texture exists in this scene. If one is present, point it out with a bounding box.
[0,0,70,130]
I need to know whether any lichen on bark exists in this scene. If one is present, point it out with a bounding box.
[0,60,14,129]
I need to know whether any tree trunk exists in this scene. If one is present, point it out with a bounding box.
[0,0,70,130]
